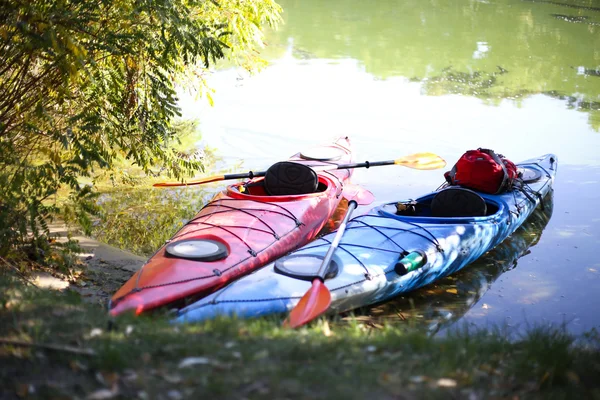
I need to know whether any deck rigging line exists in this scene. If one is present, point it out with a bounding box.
[112,197,304,303]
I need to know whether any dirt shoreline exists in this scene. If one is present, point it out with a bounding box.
[44,224,146,307]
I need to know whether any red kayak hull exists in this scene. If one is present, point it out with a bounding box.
[110,137,353,315]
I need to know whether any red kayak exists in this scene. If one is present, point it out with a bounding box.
[110,137,355,315]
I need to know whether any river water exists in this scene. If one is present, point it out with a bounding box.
[178,0,600,335]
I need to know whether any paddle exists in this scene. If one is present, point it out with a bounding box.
[283,199,358,328]
[152,152,446,187]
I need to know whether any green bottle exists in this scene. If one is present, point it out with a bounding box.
[394,251,427,275]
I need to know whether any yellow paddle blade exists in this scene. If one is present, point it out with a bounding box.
[153,175,226,187]
[394,152,447,170]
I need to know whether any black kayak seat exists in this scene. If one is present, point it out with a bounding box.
[430,187,487,217]
[264,161,319,196]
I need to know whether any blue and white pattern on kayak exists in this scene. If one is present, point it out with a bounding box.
[174,154,557,324]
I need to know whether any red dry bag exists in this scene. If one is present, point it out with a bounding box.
[445,148,518,194]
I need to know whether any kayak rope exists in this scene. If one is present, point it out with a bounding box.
[178,201,302,241]
[301,215,443,277]
[179,263,409,312]
[305,214,441,252]
[178,293,303,315]
[516,161,552,197]
[113,199,305,304]
[114,223,301,303]
[116,145,354,306]
[328,263,406,295]
[179,166,556,313]
[190,198,300,226]
[518,161,553,178]
[177,222,261,256]
[180,258,421,311]
[510,165,550,214]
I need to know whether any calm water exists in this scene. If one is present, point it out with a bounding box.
[179,0,600,334]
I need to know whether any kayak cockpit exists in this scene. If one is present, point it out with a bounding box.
[379,188,506,224]
[227,160,332,199]
[228,176,329,198]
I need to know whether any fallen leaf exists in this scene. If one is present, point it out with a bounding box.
[540,371,551,385]
[322,320,332,337]
[437,378,457,387]
[253,350,269,360]
[70,360,88,372]
[409,375,427,383]
[15,383,30,398]
[178,357,211,368]
[122,369,138,382]
[566,371,580,385]
[240,381,269,396]
[379,372,402,385]
[162,374,182,384]
[100,372,119,386]
[167,390,183,400]
[89,328,103,337]
[86,388,118,400]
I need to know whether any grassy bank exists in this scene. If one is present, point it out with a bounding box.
[1,275,599,400]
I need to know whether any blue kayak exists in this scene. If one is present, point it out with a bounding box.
[354,191,554,333]
[174,154,557,324]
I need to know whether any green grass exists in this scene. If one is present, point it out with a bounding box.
[1,275,599,400]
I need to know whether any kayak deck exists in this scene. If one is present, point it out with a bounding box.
[110,137,354,316]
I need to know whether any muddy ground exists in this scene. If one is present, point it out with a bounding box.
[40,224,146,306]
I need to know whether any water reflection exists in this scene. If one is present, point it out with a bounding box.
[177,0,600,333]
[265,0,600,130]
[94,187,217,256]
[526,0,600,13]
[338,191,554,333]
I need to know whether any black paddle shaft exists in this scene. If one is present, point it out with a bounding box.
[223,171,267,180]
[327,160,395,170]
[227,159,394,181]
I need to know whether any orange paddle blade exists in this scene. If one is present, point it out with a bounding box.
[153,175,226,187]
[394,152,447,170]
[285,279,331,328]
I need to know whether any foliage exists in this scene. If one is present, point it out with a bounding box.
[0,0,282,266]
[88,118,219,189]
[93,186,216,256]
